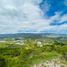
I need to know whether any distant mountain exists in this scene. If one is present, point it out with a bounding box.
[0,33,67,39]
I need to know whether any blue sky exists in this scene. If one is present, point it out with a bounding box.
[0,0,67,34]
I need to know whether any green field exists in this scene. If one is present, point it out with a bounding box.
[0,38,67,67]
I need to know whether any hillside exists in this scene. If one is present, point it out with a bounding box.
[0,37,67,67]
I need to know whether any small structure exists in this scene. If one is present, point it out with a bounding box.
[37,41,43,47]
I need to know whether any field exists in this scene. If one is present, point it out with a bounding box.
[0,37,67,67]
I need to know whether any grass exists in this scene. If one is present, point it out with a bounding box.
[0,38,67,67]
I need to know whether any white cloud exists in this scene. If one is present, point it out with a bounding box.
[0,0,66,34]
[0,0,50,34]
[60,14,67,22]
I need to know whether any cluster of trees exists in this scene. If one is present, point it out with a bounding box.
[0,38,67,67]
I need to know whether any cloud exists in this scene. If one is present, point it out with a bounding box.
[0,0,67,34]
[60,14,67,22]
[0,0,49,34]
[50,13,67,26]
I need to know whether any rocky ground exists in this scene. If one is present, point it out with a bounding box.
[31,59,67,67]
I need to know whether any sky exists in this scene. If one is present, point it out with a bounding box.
[0,0,67,34]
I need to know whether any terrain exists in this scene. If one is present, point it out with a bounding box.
[0,33,67,67]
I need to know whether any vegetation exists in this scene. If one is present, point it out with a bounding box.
[0,37,67,67]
